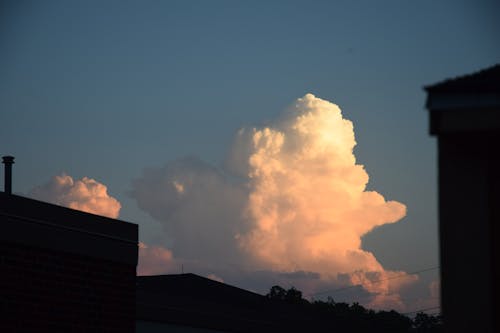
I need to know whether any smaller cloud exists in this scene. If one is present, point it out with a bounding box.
[137,242,177,276]
[29,173,121,218]
[429,279,440,299]
[207,273,224,283]
[172,180,185,194]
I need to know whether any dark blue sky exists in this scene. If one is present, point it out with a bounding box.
[1,0,499,309]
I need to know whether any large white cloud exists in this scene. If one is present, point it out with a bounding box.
[236,94,414,308]
[132,94,416,309]
[29,174,121,218]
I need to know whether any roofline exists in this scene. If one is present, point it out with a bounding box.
[0,193,138,265]
[424,64,500,93]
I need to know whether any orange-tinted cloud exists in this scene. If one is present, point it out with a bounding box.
[29,175,181,277]
[29,173,121,218]
[429,279,440,299]
[137,242,177,275]
[132,94,415,308]
[232,94,413,307]
[207,273,224,283]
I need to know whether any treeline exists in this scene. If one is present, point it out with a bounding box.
[266,285,442,333]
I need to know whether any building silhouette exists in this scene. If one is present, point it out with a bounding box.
[136,273,362,333]
[0,157,138,331]
[137,273,277,332]
[425,64,500,333]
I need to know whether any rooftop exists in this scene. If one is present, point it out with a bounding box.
[425,64,500,94]
[136,273,320,332]
[0,192,138,264]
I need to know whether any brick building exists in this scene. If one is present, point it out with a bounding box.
[425,64,500,332]
[0,177,138,331]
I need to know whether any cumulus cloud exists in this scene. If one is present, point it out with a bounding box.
[207,273,224,283]
[234,94,413,308]
[131,156,247,264]
[29,174,121,218]
[132,94,415,309]
[29,174,180,277]
[137,242,177,275]
[429,279,440,299]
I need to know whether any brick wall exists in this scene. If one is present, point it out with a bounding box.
[1,241,135,332]
[0,193,138,332]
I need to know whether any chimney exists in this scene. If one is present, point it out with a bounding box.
[2,155,14,195]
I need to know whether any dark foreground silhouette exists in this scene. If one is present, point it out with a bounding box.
[266,285,442,333]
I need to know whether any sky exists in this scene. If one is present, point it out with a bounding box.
[1,0,499,313]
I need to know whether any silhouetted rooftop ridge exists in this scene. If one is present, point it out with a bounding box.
[425,64,500,93]
[0,192,138,264]
[137,273,264,300]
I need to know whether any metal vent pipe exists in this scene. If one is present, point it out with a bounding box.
[2,155,15,195]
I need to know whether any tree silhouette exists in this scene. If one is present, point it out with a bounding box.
[413,312,443,332]
[267,285,287,301]
[265,285,442,332]
[267,285,307,305]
